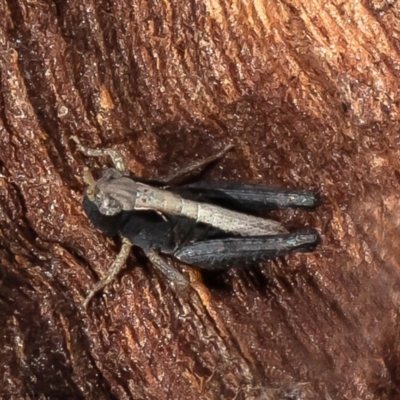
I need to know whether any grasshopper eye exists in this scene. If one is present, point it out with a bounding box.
[99,198,122,216]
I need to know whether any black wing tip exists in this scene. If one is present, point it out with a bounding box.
[293,190,321,209]
[311,191,322,208]
[287,229,320,252]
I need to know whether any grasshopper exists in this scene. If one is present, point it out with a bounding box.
[72,137,319,307]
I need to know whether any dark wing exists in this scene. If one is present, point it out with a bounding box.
[174,229,320,270]
[171,181,319,213]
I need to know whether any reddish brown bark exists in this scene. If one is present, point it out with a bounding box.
[1,0,400,399]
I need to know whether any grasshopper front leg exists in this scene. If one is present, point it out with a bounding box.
[83,237,132,308]
[71,136,128,175]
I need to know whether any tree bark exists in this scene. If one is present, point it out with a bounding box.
[1,0,400,399]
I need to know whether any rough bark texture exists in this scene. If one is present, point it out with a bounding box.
[1,0,400,399]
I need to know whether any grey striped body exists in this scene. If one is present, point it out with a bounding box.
[93,168,288,236]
